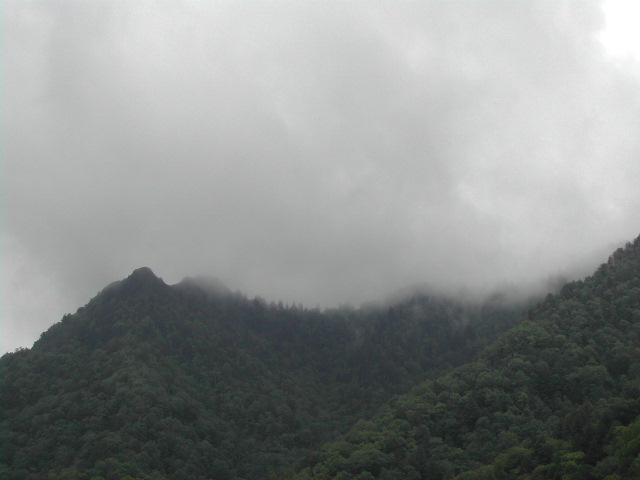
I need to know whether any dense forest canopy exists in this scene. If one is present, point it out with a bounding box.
[1,234,639,480]
[290,236,640,480]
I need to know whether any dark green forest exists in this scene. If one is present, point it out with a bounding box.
[290,236,640,480]
[1,235,639,480]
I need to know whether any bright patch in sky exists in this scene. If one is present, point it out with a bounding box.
[600,0,640,61]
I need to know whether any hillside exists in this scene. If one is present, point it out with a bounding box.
[289,235,640,480]
[0,268,525,480]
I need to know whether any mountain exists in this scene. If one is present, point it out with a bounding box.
[290,235,640,480]
[3,234,638,480]
[0,267,526,480]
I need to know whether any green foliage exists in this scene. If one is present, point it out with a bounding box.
[290,235,640,480]
[4,235,639,480]
[0,266,524,480]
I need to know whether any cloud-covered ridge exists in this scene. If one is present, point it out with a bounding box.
[4,1,640,352]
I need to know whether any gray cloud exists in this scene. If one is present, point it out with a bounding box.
[4,1,640,352]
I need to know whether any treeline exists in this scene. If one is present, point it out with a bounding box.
[0,268,526,480]
[288,236,640,480]
[4,234,638,480]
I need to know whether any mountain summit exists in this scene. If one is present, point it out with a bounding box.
[1,234,639,480]
[118,266,165,292]
[0,264,524,480]
[128,266,161,282]
[96,266,169,302]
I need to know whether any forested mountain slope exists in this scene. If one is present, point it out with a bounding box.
[0,267,525,480]
[289,235,640,480]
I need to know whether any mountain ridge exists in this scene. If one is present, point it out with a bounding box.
[1,267,527,480]
[1,234,639,480]
[289,234,640,480]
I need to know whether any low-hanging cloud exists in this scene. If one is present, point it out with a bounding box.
[4,1,640,352]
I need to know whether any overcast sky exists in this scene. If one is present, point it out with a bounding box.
[4,1,640,353]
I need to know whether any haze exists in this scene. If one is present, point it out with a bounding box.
[4,1,640,353]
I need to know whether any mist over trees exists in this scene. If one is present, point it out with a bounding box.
[7,1,640,355]
[0,268,526,480]
[1,235,640,480]
[290,236,640,480]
